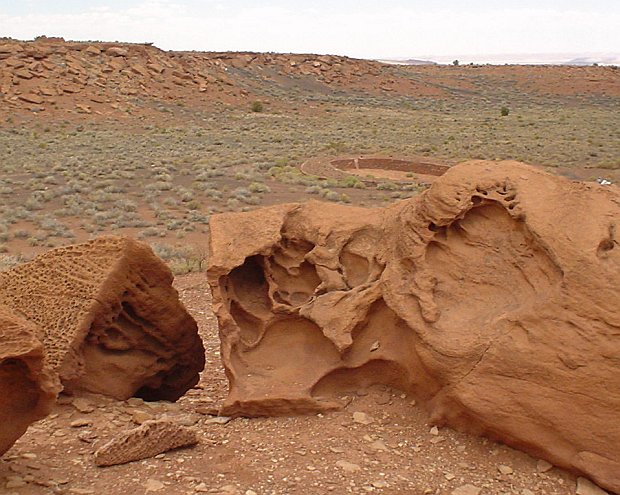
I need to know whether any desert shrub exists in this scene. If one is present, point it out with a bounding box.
[376,182,399,191]
[151,243,208,274]
[179,191,195,203]
[186,200,201,211]
[250,101,264,113]
[340,176,365,189]
[248,182,271,194]
[0,253,28,272]
[305,185,322,194]
[138,227,166,239]
[500,106,510,117]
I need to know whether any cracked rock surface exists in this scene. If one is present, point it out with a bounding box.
[207,160,620,493]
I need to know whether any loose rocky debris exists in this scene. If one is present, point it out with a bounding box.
[93,419,198,467]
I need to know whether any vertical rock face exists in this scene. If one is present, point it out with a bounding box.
[0,236,205,401]
[207,161,620,493]
[0,305,60,456]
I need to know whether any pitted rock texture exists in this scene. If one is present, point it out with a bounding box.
[93,419,198,466]
[0,236,205,401]
[0,305,60,456]
[207,160,620,493]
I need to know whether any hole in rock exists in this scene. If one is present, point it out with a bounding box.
[311,359,412,398]
[340,249,370,287]
[597,238,615,256]
[227,256,271,316]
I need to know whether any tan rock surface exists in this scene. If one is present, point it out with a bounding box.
[0,236,205,401]
[93,419,198,466]
[0,305,59,456]
[207,160,620,493]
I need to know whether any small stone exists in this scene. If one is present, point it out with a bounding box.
[329,447,344,454]
[445,473,455,480]
[69,489,95,495]
[370,340,380,351]
[451,484,482,495]
[353,412,374,425]
[21,453,37,459]
[576,477,609,495]
[498,464,514,475]
[218,485,239,495]
[536,459,553,472]
[18,93,43,104]
[369,440,388,452]
[194,482,209,492]
[145,479,165,492]
[131,410,154,425]
[429,426,439,435]
[245,491,257,495]
[522,489,535,495]
[205,416,232,425]
[72,398,95,413]
[372,480,388,488]
[336,460,361,473]
[6,479,26,489]
[70,419,92,428]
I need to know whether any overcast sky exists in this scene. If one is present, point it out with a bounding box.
[0,0,618,60]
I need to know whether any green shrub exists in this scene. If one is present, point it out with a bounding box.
[250,101,264,113]
[500,107,510,117]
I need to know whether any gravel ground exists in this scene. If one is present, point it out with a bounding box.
[0,273,584,495]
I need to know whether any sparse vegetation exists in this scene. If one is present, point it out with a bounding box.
[0,60,616,265]
[250,101,264,113]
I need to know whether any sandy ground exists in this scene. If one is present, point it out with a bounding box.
[0,273,581,495]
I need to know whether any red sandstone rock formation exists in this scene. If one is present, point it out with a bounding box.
[0,305,60,456]
[0,236,205,402]
[207,160,620,493]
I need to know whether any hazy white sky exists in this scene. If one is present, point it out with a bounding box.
[0,1,618,59]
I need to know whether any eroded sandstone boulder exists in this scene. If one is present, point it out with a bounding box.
[0,236,205,402]
[0,305,59,456]
[207,161,620,493]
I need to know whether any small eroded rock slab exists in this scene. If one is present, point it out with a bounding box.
[93,419,198,466]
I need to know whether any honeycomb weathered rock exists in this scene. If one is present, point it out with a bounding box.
[93,419,198,466]
[0,305,60,456]
[208,160,620,493]
[0,236,205,401]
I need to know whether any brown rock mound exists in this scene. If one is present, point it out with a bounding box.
[0,305,59,456]
[0,236,205,401]
[207,160,620,493]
